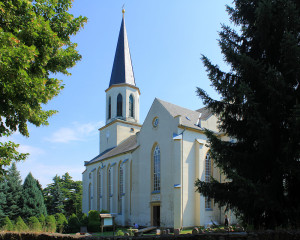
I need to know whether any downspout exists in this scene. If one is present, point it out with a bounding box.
[180,127,186,229]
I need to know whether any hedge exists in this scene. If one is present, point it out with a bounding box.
[0,230,300,240]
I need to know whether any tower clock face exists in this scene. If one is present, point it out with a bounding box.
[153,117,159,127]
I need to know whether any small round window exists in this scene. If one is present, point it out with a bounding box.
[152,117,159,128]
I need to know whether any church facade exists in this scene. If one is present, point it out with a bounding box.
[82,12,235,229]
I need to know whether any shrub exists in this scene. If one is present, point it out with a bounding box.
[55,213,68,233]
[1,217,13,231]
[116,229,124,236]
[14,216,28,232]
[38,214,46,231]
[66,214,80,233]
[80,213,88,227]
[45,215,56,233]
[87,210,100,232]
[100,209,109,213]
[28,216,42,232]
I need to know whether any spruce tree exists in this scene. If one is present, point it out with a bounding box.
[52,177,65,214]
[4,163,23,220]
[22,173,47,219]
[0,180,7,221]
[196,0,300,228]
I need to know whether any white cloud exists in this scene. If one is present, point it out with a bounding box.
[45,121,103,143]
[18,144,45,156]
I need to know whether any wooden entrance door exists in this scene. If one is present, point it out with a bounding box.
[152,206,160,226]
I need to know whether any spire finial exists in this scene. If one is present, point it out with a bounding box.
[122,4,125,17]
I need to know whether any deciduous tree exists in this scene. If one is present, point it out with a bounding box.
[0,0,87,175]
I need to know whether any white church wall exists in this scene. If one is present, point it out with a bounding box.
[201,115,219,132]
[131,99,180,227]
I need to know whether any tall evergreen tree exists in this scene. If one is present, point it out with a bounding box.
[196,0,300,228]
[4,163,23,220]
[22,172,47,219]
[0,180,7,221]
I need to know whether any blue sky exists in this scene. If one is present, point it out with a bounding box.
[5,0,233,187]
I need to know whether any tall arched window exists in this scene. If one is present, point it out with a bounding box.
[129,94,134,118]
[97,168,101,210]
[108,97,111,119]
[205,153,212,209]
[118,164,124,214]
[153,145,161,192]
[117,94,123,117]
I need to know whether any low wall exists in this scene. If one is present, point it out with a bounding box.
[0,231,300,240]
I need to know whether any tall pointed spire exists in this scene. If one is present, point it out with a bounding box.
[109,9,135,87]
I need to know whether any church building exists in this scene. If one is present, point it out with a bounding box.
[82,11,235,229]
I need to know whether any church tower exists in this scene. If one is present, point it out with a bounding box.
[99,10,141,153]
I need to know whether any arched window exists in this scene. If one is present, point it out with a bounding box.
[129,94,134,118]
[117,94,123,117]
[108,97,111,119]
[118,164,124,214]
[108,167,111,212]
[97,168,101,210]
[88,183,92,211]
[205,153,213,209]
[153,145,161,192]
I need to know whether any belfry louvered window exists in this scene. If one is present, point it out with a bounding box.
[108,97,111,119]
[129,94,134,118]
[117,94,123,117]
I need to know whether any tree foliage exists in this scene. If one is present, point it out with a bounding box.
[22,172,47,219]
[43,173,82,217]
[0,0,87,173]
[66,213,80,233]
[3,163,23,220]
[87,210,100,232]
[45,215,56,233]
[28,216,42,232]
[55,213,67,233]
[196,0,300,228]
[0,180,7,221]
[1,216,13,231]
[14,216,28,232]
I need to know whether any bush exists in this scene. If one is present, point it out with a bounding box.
[55,213,68,233]
[38,214,46,231]
[66,214,80,233]
[100,209,109,213]
[14,216,28,232]
[1,217,13,231]
[28,216,42,232]
[87,210,100,232]
[80,213,88,227]
[45,215,56,233]
[116,229,124,236]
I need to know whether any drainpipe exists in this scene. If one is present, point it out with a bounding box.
[180,127,186,229]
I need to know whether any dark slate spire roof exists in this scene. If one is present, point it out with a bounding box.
[109,14,135,87]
